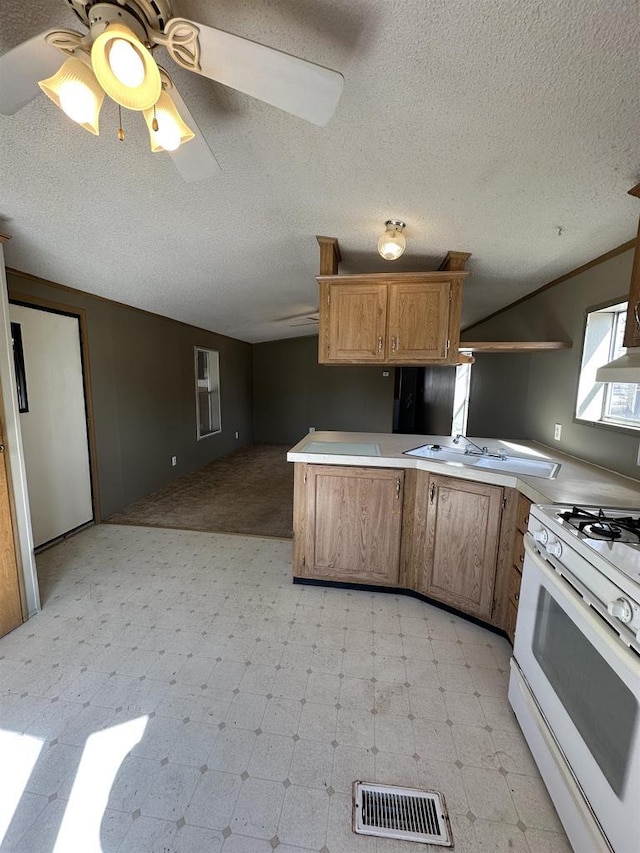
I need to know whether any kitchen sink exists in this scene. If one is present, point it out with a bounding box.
[404,444,560,479]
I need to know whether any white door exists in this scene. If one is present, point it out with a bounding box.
[9,303,93,547]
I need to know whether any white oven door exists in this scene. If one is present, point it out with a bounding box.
[513,535,640,853]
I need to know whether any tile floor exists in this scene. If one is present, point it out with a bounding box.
[0,525,572,852]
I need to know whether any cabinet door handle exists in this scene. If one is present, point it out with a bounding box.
[391,336,397,353]
[377,335,383,354]
[396,478,401,499]
[515,592,520,601]
[635,301,640,329]
[429,482,436,503]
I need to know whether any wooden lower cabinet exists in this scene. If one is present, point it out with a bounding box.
[293,462,523,633]
[505,493,532,643]
[297,464,404,585]
[419,475,504,620]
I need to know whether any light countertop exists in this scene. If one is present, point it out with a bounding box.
[287,431,640,508]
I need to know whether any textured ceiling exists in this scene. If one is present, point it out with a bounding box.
[1,0,639,343]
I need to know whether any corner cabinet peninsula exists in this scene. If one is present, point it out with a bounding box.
[287,431,640,639]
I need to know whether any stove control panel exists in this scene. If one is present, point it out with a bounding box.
[527,510,640,646]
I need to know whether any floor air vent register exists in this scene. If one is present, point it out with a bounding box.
[353,781,453,846]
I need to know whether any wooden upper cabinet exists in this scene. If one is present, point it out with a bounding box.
[387,281,450,362]
[323,281,387,362]
[318,272,466,365]
[420,474,503,620]
[303,465,404,585]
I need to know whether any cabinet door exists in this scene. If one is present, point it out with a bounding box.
[325,283,387,362]
[623,219,640,348]
[387,281,450,362]
[305,465,403,584]
[423,475,503,619]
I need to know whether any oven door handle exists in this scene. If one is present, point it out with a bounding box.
[522,533,639,660]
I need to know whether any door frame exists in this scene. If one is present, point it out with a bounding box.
[9,293,102,524]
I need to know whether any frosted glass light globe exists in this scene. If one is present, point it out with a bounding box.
[108,38,145,88]
[154,111,182,151]
[378,227,406,260]
[58,80,96,124]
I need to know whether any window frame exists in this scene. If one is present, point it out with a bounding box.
[574,297,640,435]
[194,347,222,441]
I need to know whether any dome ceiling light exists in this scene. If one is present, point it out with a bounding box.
[378,220,407,261]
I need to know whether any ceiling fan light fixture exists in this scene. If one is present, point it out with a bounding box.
[38,57,104,135]
[91,23,161,111]
[378,219,406,261]
[143,90,195,152]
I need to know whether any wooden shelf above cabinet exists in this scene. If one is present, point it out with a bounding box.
[459,341,572,353]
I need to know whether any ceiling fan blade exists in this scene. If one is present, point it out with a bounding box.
[166,84,221,182]
[166,18,344,127]
[0,30,65,115]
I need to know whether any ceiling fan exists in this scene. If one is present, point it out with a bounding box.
[0,0,344,181]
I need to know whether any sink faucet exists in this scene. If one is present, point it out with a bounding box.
[452,434,506,460]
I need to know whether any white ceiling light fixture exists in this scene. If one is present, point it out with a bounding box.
[90,22,161,111]
[378,220,407,261]
[38,56,104,134]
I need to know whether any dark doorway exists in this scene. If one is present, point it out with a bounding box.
[392,365,457,435]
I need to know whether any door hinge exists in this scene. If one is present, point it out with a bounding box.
[302,555,306,567]
[303,471,307,483]
[429,481,436,504]
[446,338,450,352]
[502,496,507,510]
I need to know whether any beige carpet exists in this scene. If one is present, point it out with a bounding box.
[106,443,293,538]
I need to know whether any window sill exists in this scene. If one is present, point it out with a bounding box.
[574,416,640,437]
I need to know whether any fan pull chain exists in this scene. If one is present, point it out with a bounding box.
[117,105,125,142]
[152,104,159,132]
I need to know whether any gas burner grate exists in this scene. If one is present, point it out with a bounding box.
[559,507,640,543]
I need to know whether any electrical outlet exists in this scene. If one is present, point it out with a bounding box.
[171,456,177,466]
[309,426,316,432]
[235,431,239,439]
[554,423,562,441]
[382,371,390,377]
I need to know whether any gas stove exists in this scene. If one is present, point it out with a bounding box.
[527,504,640,645]
[532,504,640,590]
[558,506,640,545]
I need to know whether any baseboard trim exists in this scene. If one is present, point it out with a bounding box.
[292,576,509,641]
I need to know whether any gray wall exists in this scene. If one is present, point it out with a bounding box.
[463,248,638,479]
[8,271,254,518]
[252,335,394,445]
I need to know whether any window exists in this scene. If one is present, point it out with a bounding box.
[195,348,221,439]
[576,302,640,430]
